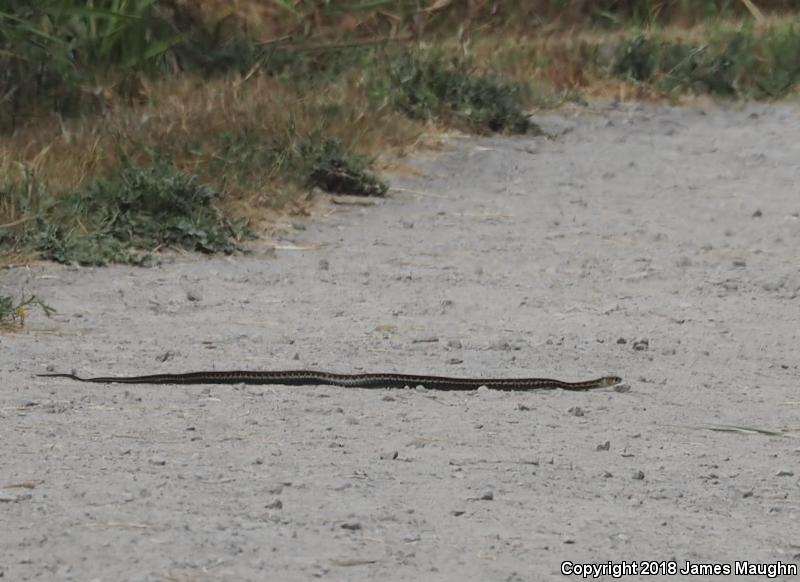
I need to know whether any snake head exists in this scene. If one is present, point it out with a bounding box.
[599,376,623,387]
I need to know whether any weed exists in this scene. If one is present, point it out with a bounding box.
[0,293,55,329]
[611,25,800,98]
[379,50,537,134]
[1,164,249,266]
[301,138,388,197]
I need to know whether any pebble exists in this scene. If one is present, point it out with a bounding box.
[776,470,794,477]
[149,457,166,466]
[447,358,463,365]
[447,339,463,349]
[340,522,362,531]
[632,338,649,351]
[632,470,645,480]
[318,259,329,271]
[380,450,399,460]
[752,209,762,217]
[265,499,283,509]
[616,337,627,344]
[596,441,611,451]
[186,289,202,302]
[479,490,494,501]
[567,406,584,417]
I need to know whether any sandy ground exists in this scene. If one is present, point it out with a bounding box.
[2,102,800,581]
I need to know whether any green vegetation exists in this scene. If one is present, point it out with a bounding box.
[611,24,800,98]
[379,50,536,134]
[0,293,55,329]
[1,165,247,265]
[302,138,388,196]
[3,1,800,267]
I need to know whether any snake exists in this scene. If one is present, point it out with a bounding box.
[38,370,622,391]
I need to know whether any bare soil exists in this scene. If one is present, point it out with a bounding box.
[2,101,799,581]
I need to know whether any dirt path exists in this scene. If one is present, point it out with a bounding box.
[3,102,799,581]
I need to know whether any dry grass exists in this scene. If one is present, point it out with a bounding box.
[3,2,800,253]
[0,71,421,228]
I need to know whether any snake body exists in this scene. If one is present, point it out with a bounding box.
[39,370,622,391]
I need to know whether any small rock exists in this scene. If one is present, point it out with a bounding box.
[732,259,747,268]
[318,259,329,271]
[380,451,399,460]
[632,339,649,351]
[632,470,645,480]
[186,290,202,302]
[752,209,762,218]
[603,471,613,478]
[614,384,631,393]
[563,538,575,545]
[596,441,611,452]
[265,499,283,509]
[616,337,627,344]
[253,457,264,465]
[149,457,166,466]
[777,470,794,477]
[479,491,494,501]
[447,358,463,365]
[451,510,465,517]
[340,522,362,531]
[156,351,175,363]
[567,406,584,417]
[447,339,463,349]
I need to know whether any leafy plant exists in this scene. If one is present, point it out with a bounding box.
[1,164,249,266]
[0,293,55,328]
[611,25,800,98]
[379,50,536,134]
[301,138,388,196]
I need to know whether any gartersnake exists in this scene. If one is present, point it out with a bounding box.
[39,370,622,391]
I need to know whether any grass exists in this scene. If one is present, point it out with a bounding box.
[3,2,800,268]
[2,163,248,266]
[377,49,538,134]
[610,23,800,98]
[0,43,537,264]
